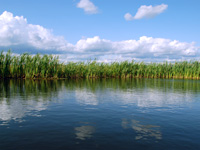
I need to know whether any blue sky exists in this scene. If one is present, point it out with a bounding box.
[0,0,200,62]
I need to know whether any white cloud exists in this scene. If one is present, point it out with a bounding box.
[125,4,168,21]
[0,11,199,62]
[73,36,198,62]
[77,0,98,14]
[0,11,73,53]
[124,13,134,21]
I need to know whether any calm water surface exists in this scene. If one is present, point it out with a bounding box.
[0,79,200,150]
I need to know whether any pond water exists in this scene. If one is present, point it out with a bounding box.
[0,79,200,150]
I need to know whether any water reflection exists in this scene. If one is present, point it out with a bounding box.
[75,89,98,106]
[72,79,198,108]
[75,126,95,140]
[0,79,62,124]
[0,97,48,123]
[75,124,95,140]
[111,90,193,108]
[63,78,200,94]
[122,119,162,140]
[0,79,200,149]
[0,78,199,123]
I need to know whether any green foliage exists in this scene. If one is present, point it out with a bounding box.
[0,51,200,79]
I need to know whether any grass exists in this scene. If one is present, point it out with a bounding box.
[1,50,200,79]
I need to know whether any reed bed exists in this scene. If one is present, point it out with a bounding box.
[1,51,200,79]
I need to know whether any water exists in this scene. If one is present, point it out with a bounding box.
[0,79,200,150]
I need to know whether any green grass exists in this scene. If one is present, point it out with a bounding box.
[1,50,200,79]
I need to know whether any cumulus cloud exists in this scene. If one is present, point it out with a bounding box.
[125,4,168,21]
[0,11,73,53]
[77,0,98,14]
[73,36,198,62]
[124,13,134,21]
[0,11,199,62]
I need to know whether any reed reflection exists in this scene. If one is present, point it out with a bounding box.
[0,79,62,124]
[0,78,199,124]
[71,79,197,107]
[63,78,200,95]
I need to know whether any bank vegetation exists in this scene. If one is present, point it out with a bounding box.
[1,51,200,79]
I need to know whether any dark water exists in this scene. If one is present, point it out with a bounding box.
[0,79,200,150]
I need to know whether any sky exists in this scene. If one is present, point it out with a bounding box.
[0,0,200,62]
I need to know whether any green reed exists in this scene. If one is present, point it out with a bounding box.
[0,50,200,79]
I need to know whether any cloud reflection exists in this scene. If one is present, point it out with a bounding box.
[111,89,193,108]
[122,119,162,140]
[74,87,193,108]
[75,125,95,140]
[75,89,98,106]
[0,97,49,124]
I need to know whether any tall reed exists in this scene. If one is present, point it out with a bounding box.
[0,50,200,79]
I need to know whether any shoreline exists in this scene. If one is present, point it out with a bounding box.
[1,51,200,80]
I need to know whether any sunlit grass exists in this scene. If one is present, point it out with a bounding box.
[0,50,200,79]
